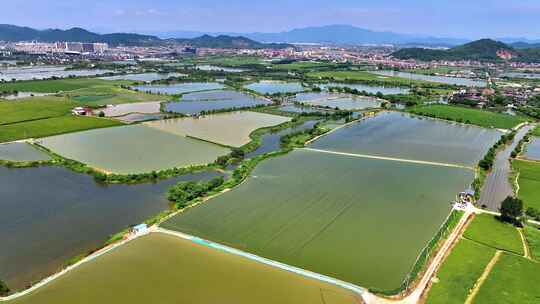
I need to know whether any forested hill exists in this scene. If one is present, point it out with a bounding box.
[172,35,292,49]
[392,39,540,63]
[0,24,292,49]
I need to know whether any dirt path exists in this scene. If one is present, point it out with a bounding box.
[464,250,502,304]
[518,228,532,260]
[302,148,474,170]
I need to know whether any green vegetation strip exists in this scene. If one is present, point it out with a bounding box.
[513,159,540,209]
[524,226,540,260]
[0,78,125,93]
[6,233,358,304]
[307,70,449,88]
[408,104,526,129]
[426,239,496,304]
[463,214,524,255]
[474,253,540,304]
[0,116,122,143]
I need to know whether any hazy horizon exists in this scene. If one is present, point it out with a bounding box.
[2,0,540,40]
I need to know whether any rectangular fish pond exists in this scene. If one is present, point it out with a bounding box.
[132,82,225,95]
[310,111,502,167]
[144,111,291,147]
[39,124,230,174]
[162,149,474,291]
[0,165,223,291]
[244,81,305,95]
[163,90,272,115]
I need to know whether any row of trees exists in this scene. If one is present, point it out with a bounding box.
[479,131,516,170]
[167,176,225,207]
[0,279,9,296]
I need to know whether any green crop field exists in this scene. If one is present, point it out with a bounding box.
[408,105,526,129]
[307,70,437,86]
[0,97,73,125]
[162,149,474,291]
[474,254,540,304]
[464,214,523,255]
[513,159,540,209]
[67,86,168,106]
[0,78,127,93]
[7,233,359,304]
[524,226,540,260]
[0,116,122,143]
[426,239,496,304]
[272,61,337,71]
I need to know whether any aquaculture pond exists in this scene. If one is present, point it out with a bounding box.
[163,90,272,115]
[0,165,223,291]
[310,112,501,167]
[373,70,486,87]
[302,95,381,110]
[145,111,291,147]
[501,72,540,79]
[244,81,305,94]
[100,72,186,82]
[524,137,540,161]
[99,102,162,117]
[0,66,111,81]
[39,125,229,174]
[195,65,245,73]
[245,120,319,158]
[132,82,225,95]
[8,233,359,304]
[317,83,410,95]
[0,142,51,162]
[162,149,474,291]
[278,104,323,114]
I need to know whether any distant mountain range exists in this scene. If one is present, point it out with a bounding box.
[0,24,291,49]
[392,39,540,62]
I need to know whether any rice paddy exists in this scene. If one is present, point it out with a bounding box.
[39,125,229,174]
[162,149,474,291]
[513,159,540,209]
[7,233,359,304]
[144,111,291,147]
[163,90,272,115]
[309,112,501,167]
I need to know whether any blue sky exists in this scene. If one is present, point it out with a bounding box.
[2,0,539,39]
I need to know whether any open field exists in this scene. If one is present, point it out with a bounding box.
[463,214,524,255]
[99,102,161,117]
[0,97,73,125]
[0,142,51,162]
[524,226,540,260]
[145,111,291,147]
[40,124,229,174]
[310,112,501,167]
[532,126,540,137]
[7,233,359,304]
[426,238,496,304]
[272,61,338,70]
[0,78,125,93]
[0,166,222,291]
[474,253,540,304]
[0,116,122,143]
[307,70,438,86]
[513,159,540,209]
[162,149,474,291]
[408,104,526,129]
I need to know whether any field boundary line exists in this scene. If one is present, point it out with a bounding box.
[301,148,474,170]
[154,228,369,300]
[518,228,532,260]
[464,250,502,304]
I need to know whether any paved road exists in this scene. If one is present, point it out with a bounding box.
[478,125,532,212]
